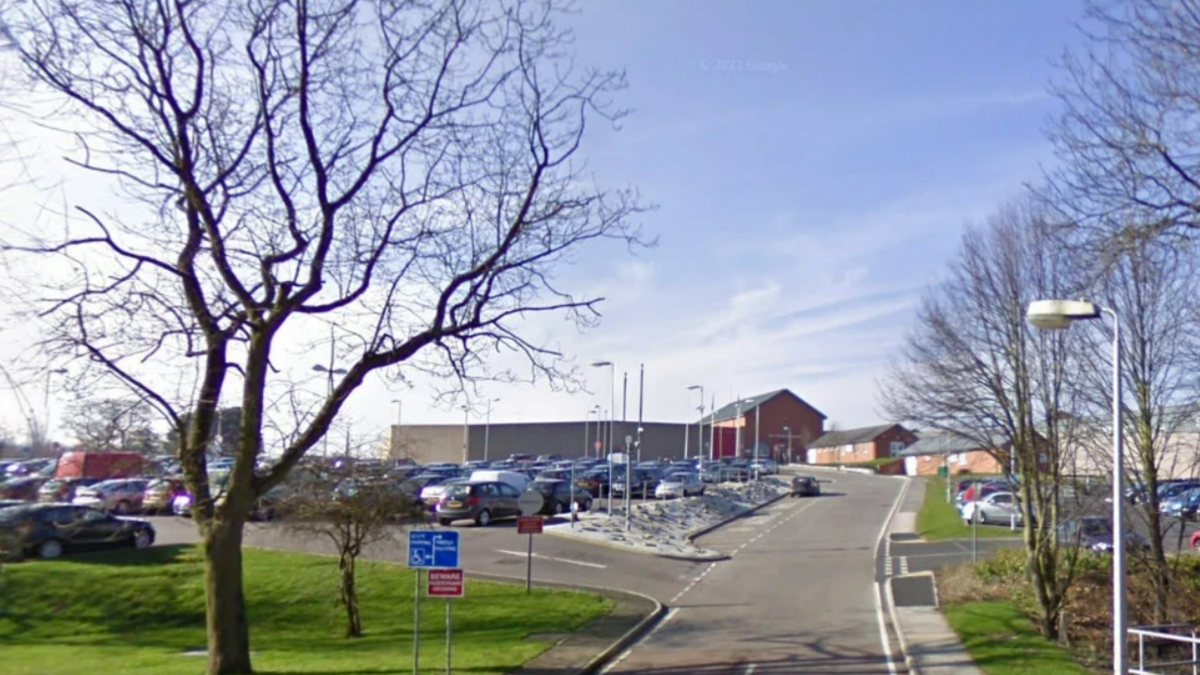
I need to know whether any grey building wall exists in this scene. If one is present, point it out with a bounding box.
[390,420,706,464]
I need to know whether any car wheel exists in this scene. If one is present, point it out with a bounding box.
[114,500,132,515]
[583,499,592,512]
[133,529,153,549]
[979,511,989,525]
[438,518,452,527]
[37,539,64,560]
[554,501,565,515]
[476,509,491,527]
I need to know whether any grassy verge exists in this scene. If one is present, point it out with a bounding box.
[0,545,613,675]
[943,601,1092,675]
[840,458,903,469]
[916,476,1024,540]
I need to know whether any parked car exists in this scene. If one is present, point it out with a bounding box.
[436,480,523,526]
[748,459,778,475]
[524,479,592,515]
[142,478,189,514]
[611,468,660,498]
[467,469,531,493]
[37,477,103,504]
[961,491,1028,526]
[1191,529,1200,552]
[1057,516,1150,553]
[1161,486,1200,519]
[575,469,610,497]
[0,476,48,501]
[0,503,155,560]
[790,475,821,497]
[655,472,705,499]
[72,478,150,514]
[5,458,57,477]
[420,477,469,511]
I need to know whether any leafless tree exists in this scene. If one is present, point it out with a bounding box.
[1045,0,1200,252]
[0,2,644,673]
[1074,237,1200,623]
[63,397,161,454]
[276,435,424,638]
[882,195,1089,639]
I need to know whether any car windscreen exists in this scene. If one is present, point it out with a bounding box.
[443,484,473,498]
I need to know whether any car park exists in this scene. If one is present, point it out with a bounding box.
[436,480,523,526]
[142,478,188,514]
[420,477,469,511]
[611,468,660,498]
[37,477,103,504]
[654,472,704,499]
[0,503,155,560]
[72,478,150,514]
[790,475,820,497]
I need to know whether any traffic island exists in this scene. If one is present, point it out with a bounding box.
[543,478,789,560]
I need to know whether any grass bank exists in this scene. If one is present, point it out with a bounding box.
[943,600,1092,675]
[0,545,612,675]
[916,476,1024,541]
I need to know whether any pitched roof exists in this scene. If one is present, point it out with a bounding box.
[696,389,826,425]
[897,430,1009,457]
[809,424,901,449]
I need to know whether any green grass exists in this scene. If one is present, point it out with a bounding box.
[840,458,903,468]
[916,476,1025,541]
[0,545,613,675]
[943,601,1092,675]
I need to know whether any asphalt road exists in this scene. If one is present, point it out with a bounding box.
[599,470,907,675]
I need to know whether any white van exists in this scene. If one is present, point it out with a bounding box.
[468,469,530,492]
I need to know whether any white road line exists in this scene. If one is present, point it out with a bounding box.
[493,550,608,569]
[600,607,680,674]
[885,556,893,576]
[744,664,757,675]
[873,477,912,675]
[900,557,909,575]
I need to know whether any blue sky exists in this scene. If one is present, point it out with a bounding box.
[0,0,1091,443]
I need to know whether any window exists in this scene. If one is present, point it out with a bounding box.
[498,484,520,497]
[992,494,1012,505]
[890,441,905,456]
[842,444,854,455]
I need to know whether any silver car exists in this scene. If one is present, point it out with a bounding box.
[654,471,705,499]
[72,478,149,514]
[961,491,1025,526]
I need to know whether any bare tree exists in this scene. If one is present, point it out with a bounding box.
[1076,238,1200,623]
[277,437,424,638]
[882,195,1088,639]
[1045,0,1200,250]
[63,397,161,454]
[0,2,644,673]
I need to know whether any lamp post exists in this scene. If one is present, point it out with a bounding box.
[783,426,792,464]
[484,398,500,462]
[743,398,761,480]
[459,404,470,464]
[43,368,67,453]
[587,406,600,457]
[312,363,348,457]
[688,385,704,463]
[592,361,615,516]
[1027,298,1124,675]
[390,398,403,459]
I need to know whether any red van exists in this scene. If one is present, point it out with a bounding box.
[54,452,144,479]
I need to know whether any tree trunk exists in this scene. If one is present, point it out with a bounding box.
[204,519,253,675]
[339,552,362,638]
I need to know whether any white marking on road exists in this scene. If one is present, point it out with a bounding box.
[900,557,909,575]
[600,607,679,673]
[493,550,607,569]
[873,476,912,675]
[885,556,893,576]
[744,665,757,675]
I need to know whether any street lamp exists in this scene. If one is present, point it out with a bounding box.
[688,385,704,463]
[484,398,500,461]
[586,407,599,457]
[390,398,403,459]
[1027,298,1124,675]
[460,404,470,464]
[744,398,761,480]
[43,368,67,452]
[782,426,792,464]
[312,364,348,457]
[593,361,616,516]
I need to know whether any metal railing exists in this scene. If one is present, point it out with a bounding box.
[1130,624,1200,675]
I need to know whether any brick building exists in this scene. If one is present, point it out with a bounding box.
[697,389,826,462]
[806,423,916,465]
[898,430,1009,476]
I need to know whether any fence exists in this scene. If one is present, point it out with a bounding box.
[1130,624,1200,675]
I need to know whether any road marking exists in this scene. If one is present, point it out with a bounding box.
[493,550,608,569]
[744,664,757,675]
[900,557,909,574]
[600,607,679,673]
[873,477,912,675]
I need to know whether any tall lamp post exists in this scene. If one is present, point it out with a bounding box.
[390,398,403,460]
[687,385,704,463]
[1027,299,1124,675]
[484,398,500,462]
[459,404,470,464]
[586,406,600,457]
[43,367,67,452]
[744,398,761,479]
[312,363,348,456]
[592,361,615,515]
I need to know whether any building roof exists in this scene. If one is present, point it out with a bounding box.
[897,430,1009,457]
[809,424,902,449]
[696,389,826,425]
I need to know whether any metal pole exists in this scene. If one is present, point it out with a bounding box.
[461,406,469,464]
[484,399,495,462]
[1010,448,1017,531]
[736,401,742,457]
[606,410,612,515]
[445,600,452,675]
[608,366,615,462]
[754,406,761,480]
[710,394,716,461]
[972,498,978,563]
[622,371,628,422]
[683,414,690,461]
[696,386,705,464]
[1108,307,1126,675]
[625,440,631,530]
[413,569,421,675]
[570,460,576,530]
[526,532,533,594]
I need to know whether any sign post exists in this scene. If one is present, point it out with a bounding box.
[517,492,545,595]
[408,531,461,675]
[427,568,464,675]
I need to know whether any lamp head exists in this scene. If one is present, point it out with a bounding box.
[687,385,701,391]
[1026,299,1101,330]
[591,360,612,367]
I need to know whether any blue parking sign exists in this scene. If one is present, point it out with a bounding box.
[408,530,460,569]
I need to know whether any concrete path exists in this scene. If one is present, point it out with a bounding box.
[895,605,984,675]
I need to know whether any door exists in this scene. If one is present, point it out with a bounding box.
[905,456,918,476]
[497,483,522,517]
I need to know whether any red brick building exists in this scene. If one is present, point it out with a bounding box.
[806,423,917,465]
[697,389,826,462]
[898,430,1044,476]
